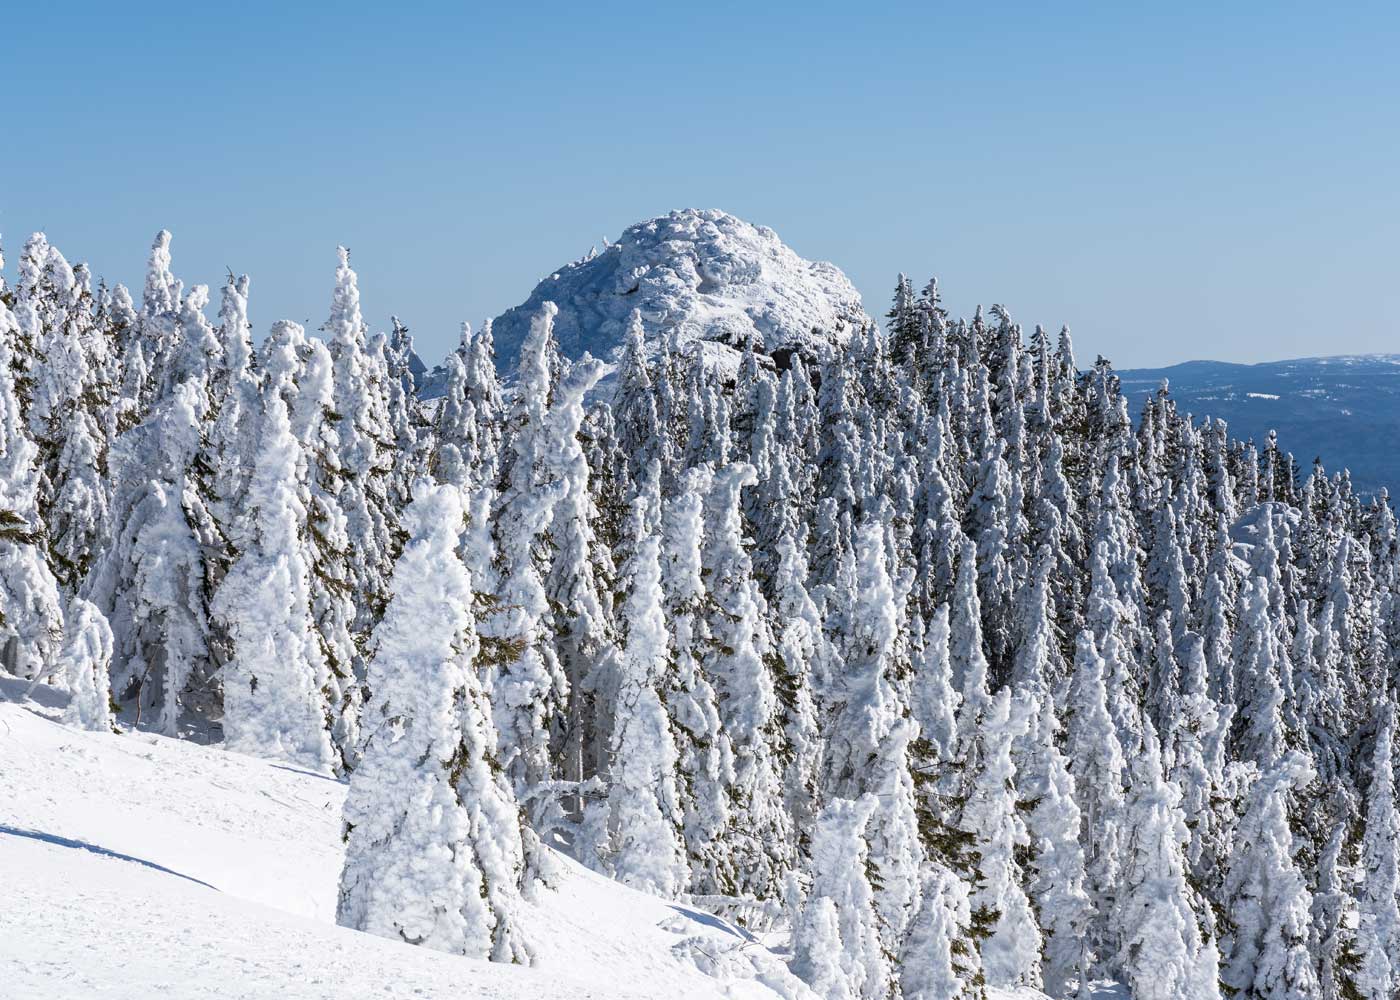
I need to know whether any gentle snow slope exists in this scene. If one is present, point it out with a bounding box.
[0,698,787,999]
[487,209,869,371]
[0,694,1056,1000]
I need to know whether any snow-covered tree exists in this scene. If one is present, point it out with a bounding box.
[793,795,889,1000]
[57,597,114,732]
[0,286,63,678]
[1221,751,1321,1000]
[702,461,793,900]
[604,492,687,896]
[960,688,1041,990]
[1353,702,1399,1000]
[211,390,333,773]
[1066,629,1126,973]
[337,482,526,963]
[323,247,395,634]
[1115,725,1221,1000]
[1021,694,1092,999]
[900,865,986,1000]
[658,469,733,895]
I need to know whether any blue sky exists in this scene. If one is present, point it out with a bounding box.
[2,2,1396,369]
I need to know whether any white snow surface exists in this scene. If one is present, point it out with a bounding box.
[0,688,1055,1000]
[487,209,869,372]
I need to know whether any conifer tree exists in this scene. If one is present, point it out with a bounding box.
[206,273,261,554]
[963,688,1041,989]
[1021,694,1092,999]
[211,389,334,773]
[338,482,526,963]
[1066,629,1126,973]
[1221,751,1321,1000]
[323,247,394,635]
[262,321,362,768]
[57,597,114,732]
[1354,702,1399,1000]
[1115,726,1222,1000]
[0,285,63,678]
[656,469,733,895]
[900,866,986,1000]
[605,492,687,897]
[792,795,889,1000]
[702,461,792,900]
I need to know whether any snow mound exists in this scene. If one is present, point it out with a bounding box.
[488,209,868,372]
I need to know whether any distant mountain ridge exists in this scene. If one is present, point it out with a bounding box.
[1118,353,1400,496]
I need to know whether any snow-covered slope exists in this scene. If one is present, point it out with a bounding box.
[0,693,799,1000]
[487,209,869,372]
[0,690,1058,999]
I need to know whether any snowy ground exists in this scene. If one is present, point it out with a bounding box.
[0,688,1060,999]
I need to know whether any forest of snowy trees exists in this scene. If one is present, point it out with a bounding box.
[3,229,1400,1000]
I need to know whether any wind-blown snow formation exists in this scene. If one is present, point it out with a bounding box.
[487,209,868,373]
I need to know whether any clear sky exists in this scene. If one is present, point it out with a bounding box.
[2,2,1396,369]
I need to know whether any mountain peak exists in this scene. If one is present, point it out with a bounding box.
[488,209,868,372]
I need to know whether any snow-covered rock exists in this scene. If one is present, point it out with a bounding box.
[487,209,868,374]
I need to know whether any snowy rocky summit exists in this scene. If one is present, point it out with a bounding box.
[488,209,869,372]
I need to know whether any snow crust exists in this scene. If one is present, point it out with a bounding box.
[487,209,868,372]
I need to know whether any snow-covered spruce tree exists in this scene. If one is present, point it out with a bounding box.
[205,273,261,555]
[210,388,334,773]
[22,240,111,595]
[950,538,991,751]
[379,318,428,514]
[900,865,987,1000]
[261,321,362,769]
[613,309,673,484]
[1353,701,1399,1000]
[604,491,687,896]
[1066,628,1126,975]
[323,247,395,636]
[792,795,889,1000]
[1114,724,1221,1000]
[0,286,64,679]
[57,597,114,732]
[657,468,734,896]
[1231,577,1294,768]
[485,303,568,804]
[1165,630,1234,890]
[544,348,616,801]
[826,515,923,948]
[1220,751,1321,1000]
[487,303,604,816]
[45,366,109,595]
[1021,693,1092,1000]
[433,320,505,497]
[911,603,959,770]
[957,687,1042,991]
[83,262,223,733]
[337,482,526,963]
[701,461,793,902]
[826,515,905,791]
[770,522,828,847]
